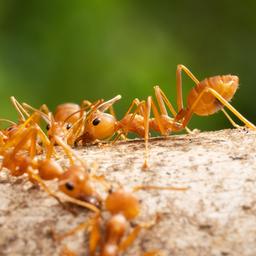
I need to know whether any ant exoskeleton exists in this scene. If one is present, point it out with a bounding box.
[74,65,256,169]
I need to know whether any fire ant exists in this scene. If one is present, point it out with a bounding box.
[74,65,256,169]
[55,189,156,256]
[22,98,108,146]
[1,137,102,212]
[1,97,51,156]
[0,110,105,212]
[56,185,188,256]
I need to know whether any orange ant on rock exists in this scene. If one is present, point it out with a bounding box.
[0,133,102,212]
[56,185,188,256]
[22,98,108,147]
[0,97,52,155]
[0,106,106,212]
[55,189,156,256]
[75,65,256,169]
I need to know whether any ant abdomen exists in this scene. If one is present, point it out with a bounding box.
[187,75,239,116]
[54,103,81,124]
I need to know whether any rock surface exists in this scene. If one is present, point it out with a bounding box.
[1,128,256,256]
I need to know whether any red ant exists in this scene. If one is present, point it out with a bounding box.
[22,98,110,147]
[1,137,102,212]
[0,105,106,212]
[56,185,188,256]
[1,97,52,156]
[74,65,256,169]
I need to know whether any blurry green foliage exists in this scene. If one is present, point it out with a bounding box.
[0,0,255,132]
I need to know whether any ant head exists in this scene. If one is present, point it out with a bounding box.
[58,165,85,198]
[84,111,117,141]
[82,95,121,142]
[58,165,99,205]
[105,189,140,220]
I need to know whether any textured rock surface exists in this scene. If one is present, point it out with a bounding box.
[1,128,256,256]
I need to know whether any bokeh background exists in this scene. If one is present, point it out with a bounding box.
[0,0,255,131]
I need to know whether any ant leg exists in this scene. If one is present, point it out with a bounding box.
[119,215,158,253]
[123,98,142,117]
[36,125,51,149]
[22,103,51,125]
[142,251,164,256]
[154,86,177,116]
[39,104,50,114]
[53,136,83,166]
[112,98,143,144]
[153,86,192,134]
[118,225,141,253]
[53,217,93,241]
[176,64,200,111]
[29,128,38,158]
[66,116,85,146]
[88,215,101,256]
[142,97,151,170]
[26,167,66,207]
[150,98,168,135]
[221,108,241,128]
[207,88,256,129]
[178,87,256,129]
[80,100,92,109]
[0,118,16,126]
[11,127,37,155]
[60,246,77,256]
[10,96,30,121]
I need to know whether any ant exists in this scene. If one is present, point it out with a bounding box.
[0,135,102,212]
[22,98,110,147]
[0,108,105,212]
[56,185,188,256]
[0,97,52,156]
[74,65,256,169]
[55,189,156,256]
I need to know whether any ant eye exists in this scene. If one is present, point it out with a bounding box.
[65,181,74,191]
[6,126,14,131]
[46,124,50,130]
[66,123,72,130]
[92,118,101,126]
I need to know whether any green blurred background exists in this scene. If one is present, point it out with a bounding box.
[0,0,255,131]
